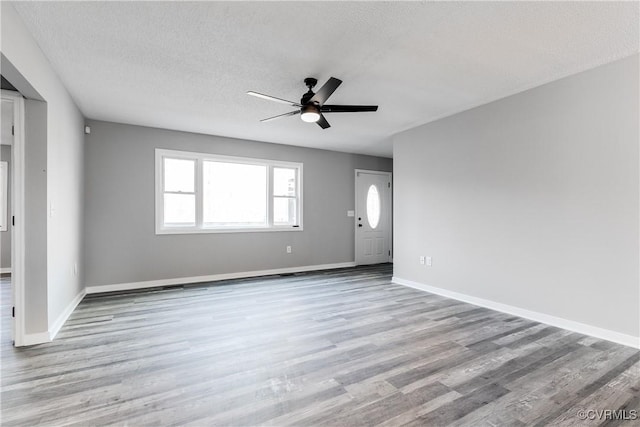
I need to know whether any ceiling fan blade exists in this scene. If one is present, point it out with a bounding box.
[320,105,378,113]
[309,77,342,105]
[260,110,300,122]
[316,114,331,129]
[247,91,302,107]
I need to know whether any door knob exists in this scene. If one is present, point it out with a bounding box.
[358,224,363,227]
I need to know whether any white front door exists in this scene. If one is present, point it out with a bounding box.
[355,170,391,265]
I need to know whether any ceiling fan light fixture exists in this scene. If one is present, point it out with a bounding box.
[300,104,320,123]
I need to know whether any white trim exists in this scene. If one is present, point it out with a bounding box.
[86,262,356,294]
[156,225,304,235]
[22,331,51,346]
[2,90,25,347]
[355,169,393,177]
[155,148,304,234]
[0,267,11,274]
[0,161,7,231]
[392,277,640,350]
[49,289,86,341]
[13,289,86,346]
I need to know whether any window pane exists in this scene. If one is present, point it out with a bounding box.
[164,193,195,225]
[203,161,267,225]
[274,197,297,225]
[366,184,381,229]
[273,167,296,197]
[164,158,195,192]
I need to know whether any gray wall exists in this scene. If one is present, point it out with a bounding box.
[1,145,10,269]
[24,99,48,333]
[393,54,639,338]
[84,120,392,287]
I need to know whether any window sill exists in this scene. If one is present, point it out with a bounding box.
[156,226,304,235]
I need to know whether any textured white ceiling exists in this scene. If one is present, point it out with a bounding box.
[11,1,639,157]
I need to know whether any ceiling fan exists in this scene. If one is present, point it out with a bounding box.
[247,77,378,129]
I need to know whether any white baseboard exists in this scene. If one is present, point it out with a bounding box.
[15,288,86,346]
[392,276,640,350]
[49,288,86,340]
[21,331,50,346]
[86,262,357,294]
[0,267,12,274]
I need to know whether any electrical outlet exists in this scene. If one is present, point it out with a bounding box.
[286,245,292,254]
[419,256,425,265]
[426,256,432,267]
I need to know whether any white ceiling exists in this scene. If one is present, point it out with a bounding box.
[11,1,639,157]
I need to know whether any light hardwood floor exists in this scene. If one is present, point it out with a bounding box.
[1,265,638,426]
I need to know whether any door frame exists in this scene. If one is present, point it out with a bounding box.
[2,90,26,346]
[354,169,392,265]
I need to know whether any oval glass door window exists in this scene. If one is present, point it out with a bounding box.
[366,184,381,229]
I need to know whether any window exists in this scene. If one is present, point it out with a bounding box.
[366,184,380,229]
[156,149,302,234]
[163,158,196,226]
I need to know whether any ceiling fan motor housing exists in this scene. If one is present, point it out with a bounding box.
[301,93,315,105]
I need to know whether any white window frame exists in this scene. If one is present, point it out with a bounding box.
[155,148,303,234]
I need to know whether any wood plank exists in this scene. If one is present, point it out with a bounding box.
[1,265,638,426]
